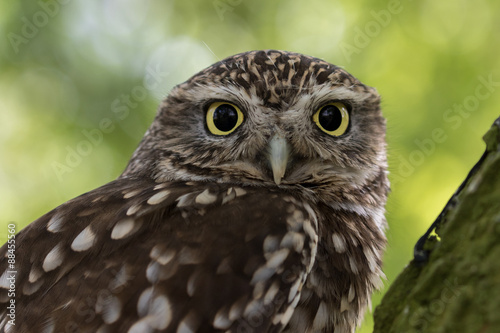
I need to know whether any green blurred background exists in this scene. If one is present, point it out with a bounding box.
[0,0,499,331]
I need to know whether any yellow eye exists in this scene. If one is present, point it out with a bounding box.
[313,102,349,136]
[206,102,244,136]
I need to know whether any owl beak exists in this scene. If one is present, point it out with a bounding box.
[267,133,290,185]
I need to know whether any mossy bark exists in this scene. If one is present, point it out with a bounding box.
[374,116,500,333]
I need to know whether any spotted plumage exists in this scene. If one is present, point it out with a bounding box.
[0,50,388,332]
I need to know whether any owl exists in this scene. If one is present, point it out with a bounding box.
[0,50,388,333]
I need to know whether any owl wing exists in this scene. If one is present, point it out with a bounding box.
[0,178,318,333]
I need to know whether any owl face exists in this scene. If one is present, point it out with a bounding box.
[125,50,386,194]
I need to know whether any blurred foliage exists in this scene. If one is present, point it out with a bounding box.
[0,0,498,332]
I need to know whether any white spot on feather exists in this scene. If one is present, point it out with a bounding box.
[29,266,43,283]
[47,213,63,233]
[250,266,275,284]
[126,204,142,216]
[312,301,329,329]
[5,321,15,333]
[302,219,316,240]
[150,245,175,265]
[286,209,304,231]
[147,190,170,205]
[176,193,192,207]
[364,246,378,273]
[228,297,246,321]
[348,284,356,302]
[263,235,280,254]
[243,299,260,317]
[288,277,302,303]
[123,189,141,199]
[42,243,64,272]
[280,295,299,326]
[154,183,169,190]
[111,218,137,240]
[187,271,201,297]
[222,188,236,204]
[280,231,305,252]
[133,291,174,330]
[149,295,172,329]
[272,313,282,325]
[128,321,153,333]
[348,257,359,274]
[332,233,346,253]
[266,248,289,269]
[233,187,247,197]
[97,295,122,324]
[137,287,154,317]
[146,262,160,284]
[216,257,233,274]
[252,280,266,299]
[71,225,96,252]
[369,272,385,290]
[213,307,232,329]
[264,281,280,305]
[340,295,351,312]
[195,189,217,205]
[177,311,199,333]
[0,270,11,289]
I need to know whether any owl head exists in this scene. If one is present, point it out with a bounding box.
[122,50,387,198]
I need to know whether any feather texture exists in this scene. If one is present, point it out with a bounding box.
[0,50,388,333]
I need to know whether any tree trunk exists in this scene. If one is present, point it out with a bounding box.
[373,116,500,333]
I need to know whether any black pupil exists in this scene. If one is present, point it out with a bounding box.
[213,104,238,132]
[319,105,343,131]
